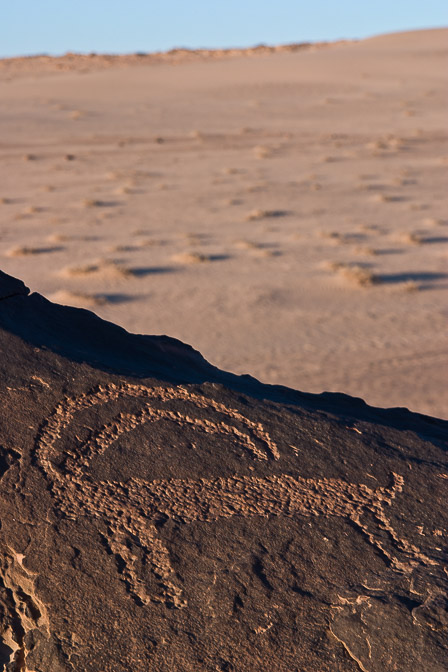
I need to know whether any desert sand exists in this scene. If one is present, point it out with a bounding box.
[0,28,447,417]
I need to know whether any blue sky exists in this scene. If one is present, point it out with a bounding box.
[1,1,447,58]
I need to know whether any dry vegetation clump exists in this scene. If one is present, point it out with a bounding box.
[115,185,134,195]
[325,261,379,287]
[318,231,342,242]
[366,135,406,152]
[251,248,276,258]
[388,137,407,149]
[357,182,387,192]
[82,198,102,208]
[233,239,261,250]
[137,238,164,247]
[172,252,209,265]
[253,145,272,159]
[47,233,71,243]
[338,265,378,287]
[423,217,444,227]
[105,171,121,180]
[96,211,113,220]
[366,140,388,151]
[398,232,424,245]
[49,290,108,308]
[6,246,41,257]
[408,203,428,212]
[107,244,135,253]
[6,244,62,257]
[233,240,275,257]
[182,234,205,246]
[391,176,416,186]
[23,205,41,215]
[372,193,400,203]
[401,280,420,292]
[246,183,268,193]
[354,246,378,256]
[61,259,133,279]
[245,209,287,221]
[222,167,240,175]
[358,223,380,233]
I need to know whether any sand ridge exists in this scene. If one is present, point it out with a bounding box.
[0,39,349,80]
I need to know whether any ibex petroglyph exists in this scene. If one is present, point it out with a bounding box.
[35,383,430,607]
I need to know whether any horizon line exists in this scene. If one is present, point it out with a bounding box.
[1,25,445,61]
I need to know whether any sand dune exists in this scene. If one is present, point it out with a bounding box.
[0,28,447,417]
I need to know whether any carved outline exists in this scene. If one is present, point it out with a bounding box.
[34,383,432,608]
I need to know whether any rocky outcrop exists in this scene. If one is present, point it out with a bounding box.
[0,270,446,671]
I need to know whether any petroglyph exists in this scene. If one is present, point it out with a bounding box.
[34,383,433,608]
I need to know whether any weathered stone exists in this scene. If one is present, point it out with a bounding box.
[0,271,446,671]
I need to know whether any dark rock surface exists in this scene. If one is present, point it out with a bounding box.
[0,270,447,672]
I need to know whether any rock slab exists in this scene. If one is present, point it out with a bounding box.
[0,271,447,671]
